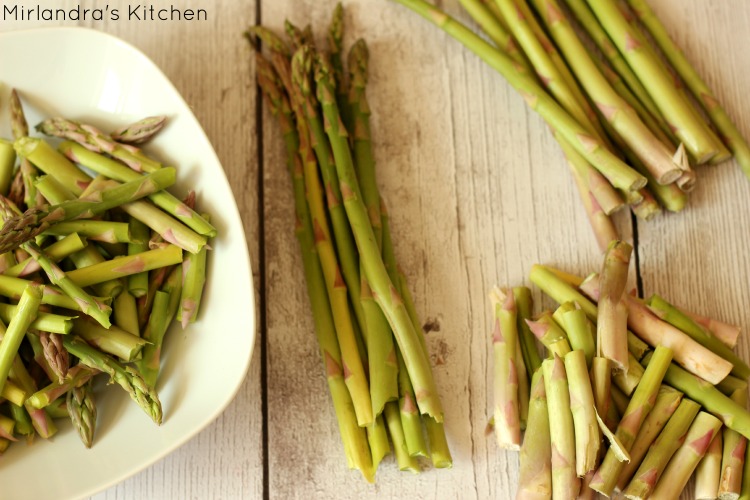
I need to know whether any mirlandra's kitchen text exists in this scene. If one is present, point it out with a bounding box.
[3,4,208,22]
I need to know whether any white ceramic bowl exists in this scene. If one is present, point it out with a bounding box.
[0,27,255,499]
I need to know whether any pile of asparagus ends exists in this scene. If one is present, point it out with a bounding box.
[396,0,750,251]
[247,5,451,482]
[0,89,212,451]
[492,244,750,499]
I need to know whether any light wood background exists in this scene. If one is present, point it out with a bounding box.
[2,0,750,498]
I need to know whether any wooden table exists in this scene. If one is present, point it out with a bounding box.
[3,0,750,498]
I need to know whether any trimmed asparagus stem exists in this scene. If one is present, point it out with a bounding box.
[580,274,733,384]
[696,430,723,500]
[623,397,702,498]
[597,240,632,371]
[5,233,86,278]
[612,353,644,396]
[68,380,96,448]
[0,140,15,197]
[626,0,750,178]
[127,218,150,297]
[650,412,723,498]
[585,0,723,163]
[565,349,600,475]
[37,117,163,173]
[2,378,28,406]
[490,287,521,449]
[533,0,682,184]
[176,214,208,328]
[13,137,90,194]
[611,384,631,415]
[514,286,542,376]
[394,0,647,193]
[384,401,420,473]
[59,142,216,237]
[719,376,749,398]
[68,246,123,299]
[65,245,182,287]
[114,291,140,338]
[590,356,615,431]
[72,316,146,362]
[26,364,97,409]
[542,355,580,499]
[648,294,750,379]
[567,156,620,252]
[526,312,569,351]
[315,52,443,421]
[395,348,427,457]
[560,306,595,367]
[35,174,76,204]
[719,389,748,499]
[643,354,750,440]
[42,221,131,243]
[0,284,41,397]
[740,441,750,500]
[518,369,552,499]
[515,340,530,430]
[255,54,374,480]
[138,291,172,386]
[616,385,683,489]
[111,115,166,144]
[590,345,672,496]
[675,305,742,349]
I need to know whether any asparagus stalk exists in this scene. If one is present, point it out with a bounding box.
[127,218,151,297]
[515,340,530,430]
[490,287,521,449]
[255,54,374,480]
[138,291,172,386]
[0,140,15,197]
[67,380,96,448]
[518,369,552,499]
[616,385,683,489]
[719,388,748,500]
[42,220,131,243]
[612,353,644,396]
[384,401,419,473]
[0,284,42,397]
[526,312,571,357]
[565,349,600,475]
[72,316,146,362]
[696,431,723,500]
[38,330,69,383]
[26,364,97,409]
[584,0,724,163]
[560,306,595,366]
[176,214,208,328]
[648,294,750,379]
[111,116,167,144]
[65,245,182,288]
[597,240,631,372]
[62,336,162,425]
[643,353,750,440]
[394,0,647,193]
[589,345,672,496]
[610,384,631,415]
[514,286,542,376]
[675,306,741,349]
[543,355,580,499]
[626,0,750,178]
[2,378,27,406]
[650,412,724,498]
[590,356,615,431]
[567,155,620,252]
[5,233,86,278]
[741,443,750,500]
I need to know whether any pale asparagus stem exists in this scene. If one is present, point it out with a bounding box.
[14,137,91,194]
[612,353,644,396]
[490,287,521,450]
[518,369,552,499]
[36,118,163,173]
[558,133,625,216]
[567,157,620,252]
[5,233,87,278]
[719,377,750,398]
[590,356,615,431]
[675,305,741,349]
[73,316,147,362]
[526,314,571,358]
[560,306,595,367]
[650,412,724,498]
[589,346,673,496]
[597,240,632,372]
[111,116,167,144]
[127,218,150,297]
[719,389,748,500]
[384,402,419,473]
[39,331,69,383]
[616,385,683,490]
[395,346,427,457]
[564,349,600,475]
[515,340,530,430]
[533,0,683,184]
[647,294,750,379]
[584,0,722,163]
[35,174,75,204]
[2,378,27,406]
[542,356,580,499]
[176,213,208,328]
[631,187,661,221]
[394,0,647,193]
[741,442,750,500]
[580,273,733,384]
[26,364,97,409]
[626,0,750,178]
[611,384,631,415]
[366,416,390,470]
[513,286,542,376]
[696,431,723,500]
[0,141,15,197]
[59,142,216,237]
[65,245,183,287]
[0,284,42,396]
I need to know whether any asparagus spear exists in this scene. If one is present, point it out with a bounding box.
[26,364,97,409]
[597,240,631,372]
[567,155,620,252]
[565,349,600,475]
[612,353,644,396]
[176,213,208,328]
[543,355,580,499]
[560,306,596,366]
[490,287,521,449]
[0,140,14,198]
[38,330,69,383]
[0,284,42,397]
[62,336,162,425]
[67,380,96,448]
[589,345,672,496]
[513,286,542,376]
[72,317,146,362]
[393,0,647,193]
[127,218,151,297]
[111,116,167,144]
[5,233,86,278]
[590,356,615,431]
[719,388,748,500]
[518,369,552,499]
[65,245,182,288]
[626,0,750,178]
[675,306,741,349]
[650,412,723,498]
[696,431,723,500]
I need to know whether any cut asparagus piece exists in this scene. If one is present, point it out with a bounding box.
[518,369,552,499]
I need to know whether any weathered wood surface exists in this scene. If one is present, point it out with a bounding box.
[2,0,750,498]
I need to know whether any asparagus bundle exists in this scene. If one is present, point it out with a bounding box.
[0,89,212,452]
[488,247,750,498]
[248,4,450,482]
[395,0,750,252]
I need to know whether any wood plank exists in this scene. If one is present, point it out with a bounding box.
[262,1,630,497]
[1,1,263,498]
